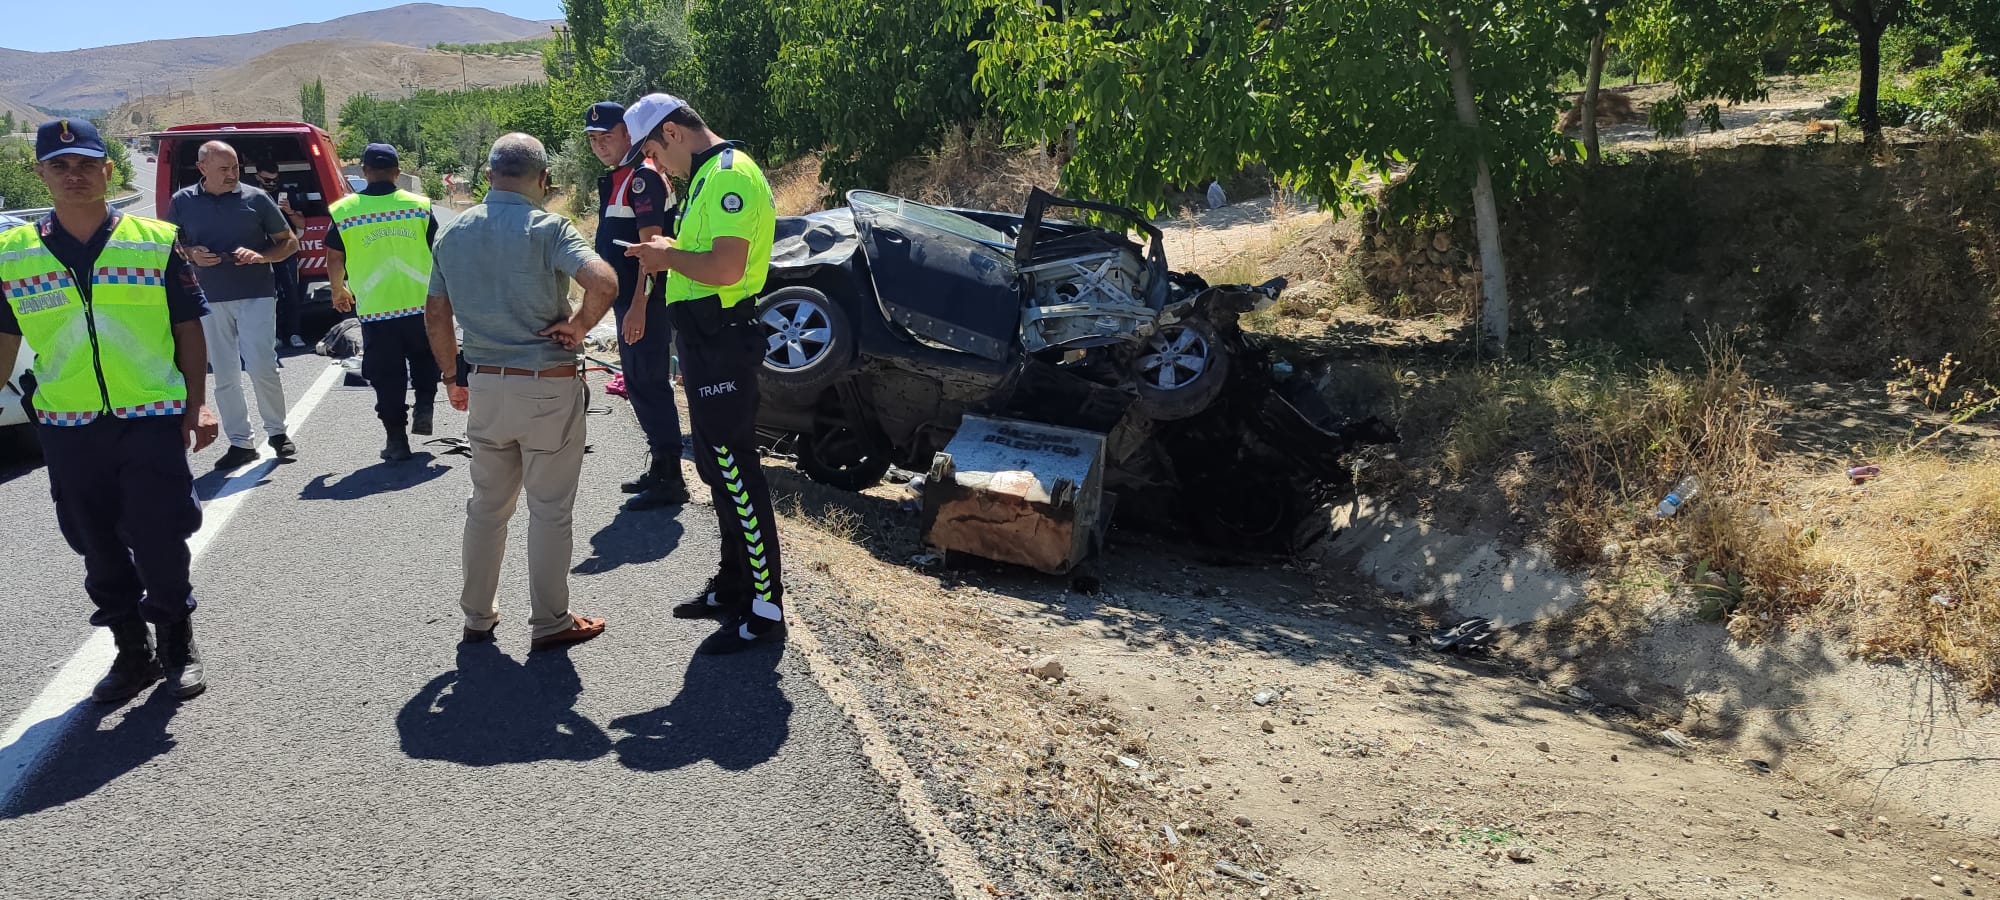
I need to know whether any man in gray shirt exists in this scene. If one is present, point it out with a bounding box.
[165,140,300,470]
[425,133,620,652]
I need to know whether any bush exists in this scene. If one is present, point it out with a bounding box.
[0,139,52,209]
[1840,45,2000,133]
[1906,45,2000,132]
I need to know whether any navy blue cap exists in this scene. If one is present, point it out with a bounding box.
[584,101,626,133]
[360,143,400,169]
[35,118,107,162]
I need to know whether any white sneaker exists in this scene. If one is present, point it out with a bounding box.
[288,335,307,348]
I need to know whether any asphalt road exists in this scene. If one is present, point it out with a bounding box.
[0,348,952,898]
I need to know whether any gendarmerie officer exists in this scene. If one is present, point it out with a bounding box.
[583,100,690,510]
[620,94,784,655]
[0,118,219,701]
[327,143,441,461]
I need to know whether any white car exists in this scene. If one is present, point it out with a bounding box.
[1,212,35,434]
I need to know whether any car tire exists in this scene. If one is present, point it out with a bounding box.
[1131,316,1231,421]
[755,285,855,398]
[797,424,893,491]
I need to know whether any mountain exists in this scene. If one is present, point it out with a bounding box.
[0,4,550,111]
[103,41,546,135]
[0,91,41,129]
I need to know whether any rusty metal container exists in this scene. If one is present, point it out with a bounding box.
[919,415,1109,574]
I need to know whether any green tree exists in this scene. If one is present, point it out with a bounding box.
[948,0,1581,350]
[103,138,134,190]
[1,112,13,134]
[767,0,984,191]
[300,78,328,129]
[686,0,807,157]
[0,141,53,209]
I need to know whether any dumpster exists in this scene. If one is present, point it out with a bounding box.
[919,415,1110,574]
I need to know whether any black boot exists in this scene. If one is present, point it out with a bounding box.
[91,621,163,703]
[672,574,747,619]
[411,407,434,437]
[621,460,668,494]
[381,427,413,461]
[155,618,207,700]
[623,473,691,510]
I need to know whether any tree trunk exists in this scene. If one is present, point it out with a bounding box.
[1856,21,1885,143]
[1582,27,1609,165]
[1445,31,1511,355]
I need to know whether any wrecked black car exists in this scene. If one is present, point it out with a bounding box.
[749,189,1394,549]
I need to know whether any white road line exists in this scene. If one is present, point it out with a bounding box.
[0,362,345,808]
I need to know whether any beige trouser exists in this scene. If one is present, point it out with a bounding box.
[459,372,588,639]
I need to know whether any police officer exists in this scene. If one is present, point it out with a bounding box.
[620,94,783,655]
[0,119,219,701]
[583,101,691,510]
[327,143,440,461]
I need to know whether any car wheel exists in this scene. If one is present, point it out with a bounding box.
[797,424,893,491]
[756,285,854,397]
[1131,317,1231,421]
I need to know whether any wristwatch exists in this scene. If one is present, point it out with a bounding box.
[441,375,457,386]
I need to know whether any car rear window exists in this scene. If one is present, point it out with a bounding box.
[851,191,1011,249]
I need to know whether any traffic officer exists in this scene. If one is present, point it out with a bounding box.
[0,118,219,702]
[327,143,440,461]
[620,93,784,655]
[583,100,691,510]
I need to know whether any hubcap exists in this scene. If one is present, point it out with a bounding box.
[761,297,834,371]
[1138,325,1210,390]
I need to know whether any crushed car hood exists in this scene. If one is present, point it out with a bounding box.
[772,209,860,271]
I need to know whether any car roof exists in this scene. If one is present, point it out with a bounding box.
[0,213,27,230]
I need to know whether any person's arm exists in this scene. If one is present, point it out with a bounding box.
[328,245,353,312]
[233,192,296,265]
[161,246,216,448]
[539,219,619,349]
[626,167,757,285]
[426,292,468,412]
[425,253,467,410]
[172,320,219,451]
[0,332,20,417]
[620,222,664,345]
[628,236,749,287]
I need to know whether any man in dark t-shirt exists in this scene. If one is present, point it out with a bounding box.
[164,140,300,470]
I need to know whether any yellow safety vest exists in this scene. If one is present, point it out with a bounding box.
[0,215,185,425]
[667,147,775,309]
[329,189,432,321]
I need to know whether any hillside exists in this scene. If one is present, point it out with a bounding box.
[0,91,41,129]
[0,3,548,111]
[104,40,545,135]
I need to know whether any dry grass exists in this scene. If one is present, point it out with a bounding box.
[1751,453,2000,696]
[768,154,829,217]
[1391,340,2000,698]
[885,123,1061,211]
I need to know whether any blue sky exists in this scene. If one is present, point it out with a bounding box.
[2,2,566,53]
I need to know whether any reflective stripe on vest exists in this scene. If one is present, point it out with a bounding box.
[329,189,432,321]
[0,216,186,422]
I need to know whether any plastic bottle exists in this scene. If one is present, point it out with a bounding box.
[1656,476,1699,518]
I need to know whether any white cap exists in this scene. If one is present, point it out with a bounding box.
[620,93,687,167]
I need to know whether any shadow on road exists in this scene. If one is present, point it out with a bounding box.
[0,690,182,820]
[299,457,451,501]
[572,506,685,575]
[395,643,611,765]
[610,646,792,772]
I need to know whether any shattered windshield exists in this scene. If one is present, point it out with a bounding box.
[849,191,1011,248]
